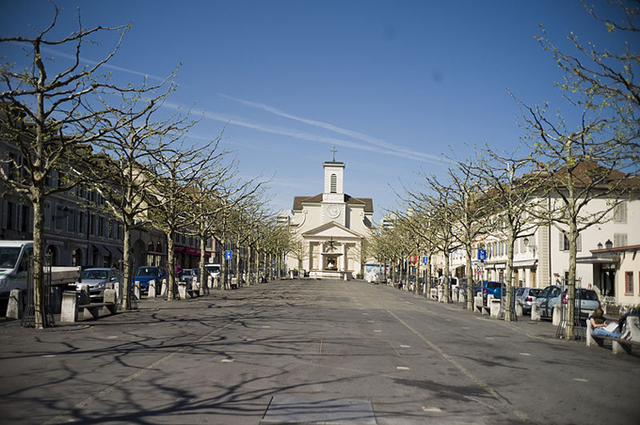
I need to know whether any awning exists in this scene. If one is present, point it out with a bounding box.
[93,244,109,256]
[104,245,121,258]
[576,255,619,265]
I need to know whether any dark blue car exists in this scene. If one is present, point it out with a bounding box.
[133,266,167,292]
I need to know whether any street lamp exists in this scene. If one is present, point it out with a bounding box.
[605,239,613,250]
[597,242,603,250]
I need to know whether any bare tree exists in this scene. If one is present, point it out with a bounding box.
[149,136,220,300]
[466,147,542,320]
[83,83,185,309]
[517,0,639,338]
[0,7,150,327]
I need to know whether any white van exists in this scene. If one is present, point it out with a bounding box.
[204,264,221,278]
[0,241,33,300]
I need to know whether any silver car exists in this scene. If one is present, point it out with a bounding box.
[537,285,600,321]
[75,268,122,300]
[515,287,542,315]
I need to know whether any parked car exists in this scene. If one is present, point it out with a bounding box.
[537,285,600,321]
[181,268,200,291]
[75,268,122,300]
[133,266,167,293]
[515,287,542,315]
[481,281,506,300]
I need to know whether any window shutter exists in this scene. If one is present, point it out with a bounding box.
[577,234,582,252]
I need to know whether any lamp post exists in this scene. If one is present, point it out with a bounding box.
[605,239,613,250]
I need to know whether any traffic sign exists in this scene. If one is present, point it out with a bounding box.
[225,250,233,260]
[478,249,487,261]
[422,256,428,265]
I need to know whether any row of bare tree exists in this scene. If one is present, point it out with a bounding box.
[369,1,639,340]
[0,6,290,328]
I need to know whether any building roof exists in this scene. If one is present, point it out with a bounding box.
[293,193,373,213]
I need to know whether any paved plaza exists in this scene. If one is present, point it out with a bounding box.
[0,280,638,424]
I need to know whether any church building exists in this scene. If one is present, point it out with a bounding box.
[282,157,374,279]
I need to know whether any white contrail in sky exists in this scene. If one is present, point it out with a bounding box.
[219,94,444,163]
[164,102,443,163]
[39,46,166,81]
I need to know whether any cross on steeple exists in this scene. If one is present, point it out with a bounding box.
[331,145,337,162]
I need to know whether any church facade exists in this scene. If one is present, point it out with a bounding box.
[282,159,374,279]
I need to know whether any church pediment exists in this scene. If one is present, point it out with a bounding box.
[302,221,363,239]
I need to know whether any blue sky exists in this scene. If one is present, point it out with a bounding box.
[1,0,631,223]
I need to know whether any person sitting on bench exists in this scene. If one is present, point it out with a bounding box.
[590,307,623,338]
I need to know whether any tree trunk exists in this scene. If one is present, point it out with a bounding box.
[31,190,46,329]
[122,218,134,309]
[166,231,176,300]
[505,228,516,322]
[465,244,474,310]
[199,231,208,296]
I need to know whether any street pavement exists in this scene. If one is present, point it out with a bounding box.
[0,279,638,425]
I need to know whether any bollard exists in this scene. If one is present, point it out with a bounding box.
[474,295,484,313]
[103,288,117,314]
[552,305,562,326]
[515,302,523,317]
[160,279,168,297]
[6,289,22,319]
[60,291,78,323]
[134,281,141,300]
[531,302,541,321]
[490,298,501,318]
[177,282,187,299]
[149,279,157,298]
[430,288,437,300]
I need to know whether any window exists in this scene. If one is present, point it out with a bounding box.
[625,272,634,295]
[55,206,65,231]
[614,233,628,248]
[3,201,15,230]
[67,209,76,233]
[613,202,627,224]
[560,232,582,252]
[44,202,51,229]
[330,174,337,193]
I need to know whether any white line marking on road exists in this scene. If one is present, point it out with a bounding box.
[400,345,410,348]
[221,359,235,363]
[422,406,443,413]
[444,319,451,322]
[573,378,589,382]
[397,366,410,370]
[520,353,532,356]
[107,336,118,339]
[363,313,369,316]
[485,337,495,340]
[373,330,382,333]
[367,320,374,323]
[384,309,530,423]
[41,355,56,358]
[462,327,470,329]
[262,325,271,328]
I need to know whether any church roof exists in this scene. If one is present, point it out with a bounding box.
[293,193,373,213]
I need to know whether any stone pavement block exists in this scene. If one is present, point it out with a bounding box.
[261,395,376,424]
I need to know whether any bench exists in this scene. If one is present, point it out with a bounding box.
[587,316,640,355]
[474,295,490,314]
[60,287,118,323]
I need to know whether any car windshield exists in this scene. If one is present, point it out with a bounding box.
[136,267,158,277]
[82,270,108,280]
[0,247,20,269]
[530,289,542,296]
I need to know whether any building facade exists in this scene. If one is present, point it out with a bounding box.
[283,160,374,279]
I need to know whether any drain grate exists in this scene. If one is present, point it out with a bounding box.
[261,395,377,424]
